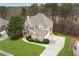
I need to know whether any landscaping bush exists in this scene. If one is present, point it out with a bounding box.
[27,37,49,44]
[43,39,49,44]
[10,36,21,41]
[33,39,43,44]
[26,36,31,39]
[27,38,34,42]
[54,32,58,35]
[27,38,40,43]
[33,39,39,42]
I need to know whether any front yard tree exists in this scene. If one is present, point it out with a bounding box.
[7,16,24,40]
[29,4,38,15]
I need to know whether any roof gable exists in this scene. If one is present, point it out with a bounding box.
[29,13,53,28]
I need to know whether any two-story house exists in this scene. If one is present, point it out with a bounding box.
[23,13,53,42]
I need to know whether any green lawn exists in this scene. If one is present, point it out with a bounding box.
[57,35,73,56]
[0,39,45,56]
[0,53,5,56]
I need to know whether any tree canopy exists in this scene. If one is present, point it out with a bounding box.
[0,6,7,19]
[7,16,24,40]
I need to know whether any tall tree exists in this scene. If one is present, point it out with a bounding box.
[21,7,27,16]
[29,4,38,16]
[7,16,24,40]
[60,3,73,18]
[0,6,7,19]
[43,3,59,16]
[21,7,27,20]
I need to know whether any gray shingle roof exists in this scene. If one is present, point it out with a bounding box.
[0,18,9,28]
[29,13,53,28]
[25,13,53,38]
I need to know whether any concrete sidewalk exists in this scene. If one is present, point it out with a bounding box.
[0,50,13,56]
[22,38,48,47]
[40,35,65,56]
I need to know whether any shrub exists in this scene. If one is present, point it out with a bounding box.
[54,32,58,35]
[27,38,33,42]
[26,36,31,39]
[27,38,49,44]
[43,39,49,44]
[33,39,39,42]
[10,36,19,41]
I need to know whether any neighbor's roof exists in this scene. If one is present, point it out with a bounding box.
[29,13,53,28]
[0,18,9,28]
[71,7,79,15]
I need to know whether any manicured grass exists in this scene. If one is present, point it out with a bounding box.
[54,32,73,56]
[0,39,45,56]
[57,36,73,56]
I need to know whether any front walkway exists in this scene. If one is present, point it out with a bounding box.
[40,34,65,56]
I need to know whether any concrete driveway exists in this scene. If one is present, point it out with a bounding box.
[40,34,65,56]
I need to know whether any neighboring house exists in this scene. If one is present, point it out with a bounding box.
[23,13,53,42]
[0,18,9,36]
